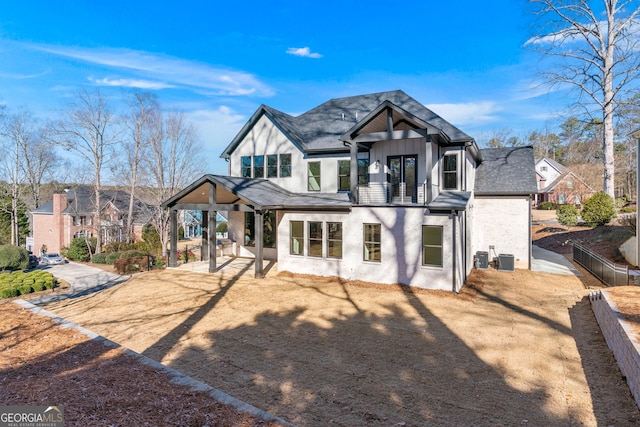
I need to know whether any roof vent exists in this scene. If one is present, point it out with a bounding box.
[341,113,345,121]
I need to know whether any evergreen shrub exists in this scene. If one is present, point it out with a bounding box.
[582,192,616,227]
[0,245,29,271]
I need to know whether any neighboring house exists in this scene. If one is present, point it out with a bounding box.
[178,210,228,238]
[163,90,537,292]
[30,186,150,255]
[535,158,595,206]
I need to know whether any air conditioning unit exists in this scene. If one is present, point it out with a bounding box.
[475,251,489,269]
[498,254,515,272]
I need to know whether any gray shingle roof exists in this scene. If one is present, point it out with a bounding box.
[475,147,538,195]
[428,191,472,211]
[31,186,150,219]
[221,90,474,157]
[164,175,351,210]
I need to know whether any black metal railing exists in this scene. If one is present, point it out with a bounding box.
[573,241,629,286]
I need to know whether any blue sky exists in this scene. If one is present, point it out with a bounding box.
[0,1,571,174]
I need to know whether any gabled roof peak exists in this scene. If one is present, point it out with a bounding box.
[220,90,475,158]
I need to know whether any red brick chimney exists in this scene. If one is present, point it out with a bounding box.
[51,193,67,253]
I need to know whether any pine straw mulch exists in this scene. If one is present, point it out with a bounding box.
[0,301,287,427]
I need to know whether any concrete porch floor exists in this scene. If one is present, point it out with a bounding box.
[170,256,279,278]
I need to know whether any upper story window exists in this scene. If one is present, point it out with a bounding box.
[308,161,321,191]
[443,153,458,190]
[267,155,278,178]
[253,155,265,178]
[358,158,370,186]
[241,156,251,178]
[280,154,291,177]
[338,160,350,191]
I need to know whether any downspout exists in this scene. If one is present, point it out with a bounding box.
[452,209,457,293]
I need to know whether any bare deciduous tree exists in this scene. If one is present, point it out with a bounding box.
[120,91,160,243]
[143,110,205,257]
[0,109,30,245]
[49,88,119,254]
[21,123,58,210]
[527,0,640,198]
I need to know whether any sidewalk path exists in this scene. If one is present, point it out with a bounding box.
[532,244,582,276]
[29,262,129,305]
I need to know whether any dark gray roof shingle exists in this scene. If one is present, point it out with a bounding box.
[221,90,473,157]
[475,147,538,195]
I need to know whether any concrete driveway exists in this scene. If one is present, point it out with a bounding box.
[29,262,128,304]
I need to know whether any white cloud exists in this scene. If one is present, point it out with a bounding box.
[89,77,176,90]
[425,101,501,126]
[28,43,274,97]
[286,47,322,58]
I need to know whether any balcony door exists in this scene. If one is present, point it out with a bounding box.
[388,155,417,203]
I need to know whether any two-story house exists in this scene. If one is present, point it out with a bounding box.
[31,186,151,255]
[163,90,537,291]
[535,158,595,207]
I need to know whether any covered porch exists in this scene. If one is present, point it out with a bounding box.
[162,174,351,279]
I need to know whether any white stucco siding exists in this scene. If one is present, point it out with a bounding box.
[228,115,306,193]
[368,138,426,184]
[464,150,476,192]
[277,207,456,291]
[228,115,352,194]
[472,196,531,269]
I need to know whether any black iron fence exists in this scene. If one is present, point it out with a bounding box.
[572,241,629,286]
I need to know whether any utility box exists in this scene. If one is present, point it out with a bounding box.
[475,251,489,269]
[498,254,515,272]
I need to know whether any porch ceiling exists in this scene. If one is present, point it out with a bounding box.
[171,182,246,205]
[358,108,421,135]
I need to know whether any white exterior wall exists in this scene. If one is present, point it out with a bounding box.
[277,207,456,291]
[228,115,349,193]
[368,138,426,185]
[535,159,562,190]
[472,196,531,269]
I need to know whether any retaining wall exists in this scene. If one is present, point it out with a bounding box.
[590,290,640,409]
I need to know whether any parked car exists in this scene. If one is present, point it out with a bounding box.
[40,253,66,265]
[28,254,39,269]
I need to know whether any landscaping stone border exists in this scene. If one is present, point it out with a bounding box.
[14,299,296,427]
[590,290,640,409]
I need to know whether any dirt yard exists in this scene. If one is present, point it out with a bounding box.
[27,264,640,426]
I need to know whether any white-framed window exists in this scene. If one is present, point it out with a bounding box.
[443,153,458,190]
[327,222,343,259]
[422,225,443,267]
[308,221,323,257]
[308,161,321,191]
[363,223,381,262]
[290,221,304,255]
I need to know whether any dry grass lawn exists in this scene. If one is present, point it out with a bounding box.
[33,264,640,427]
